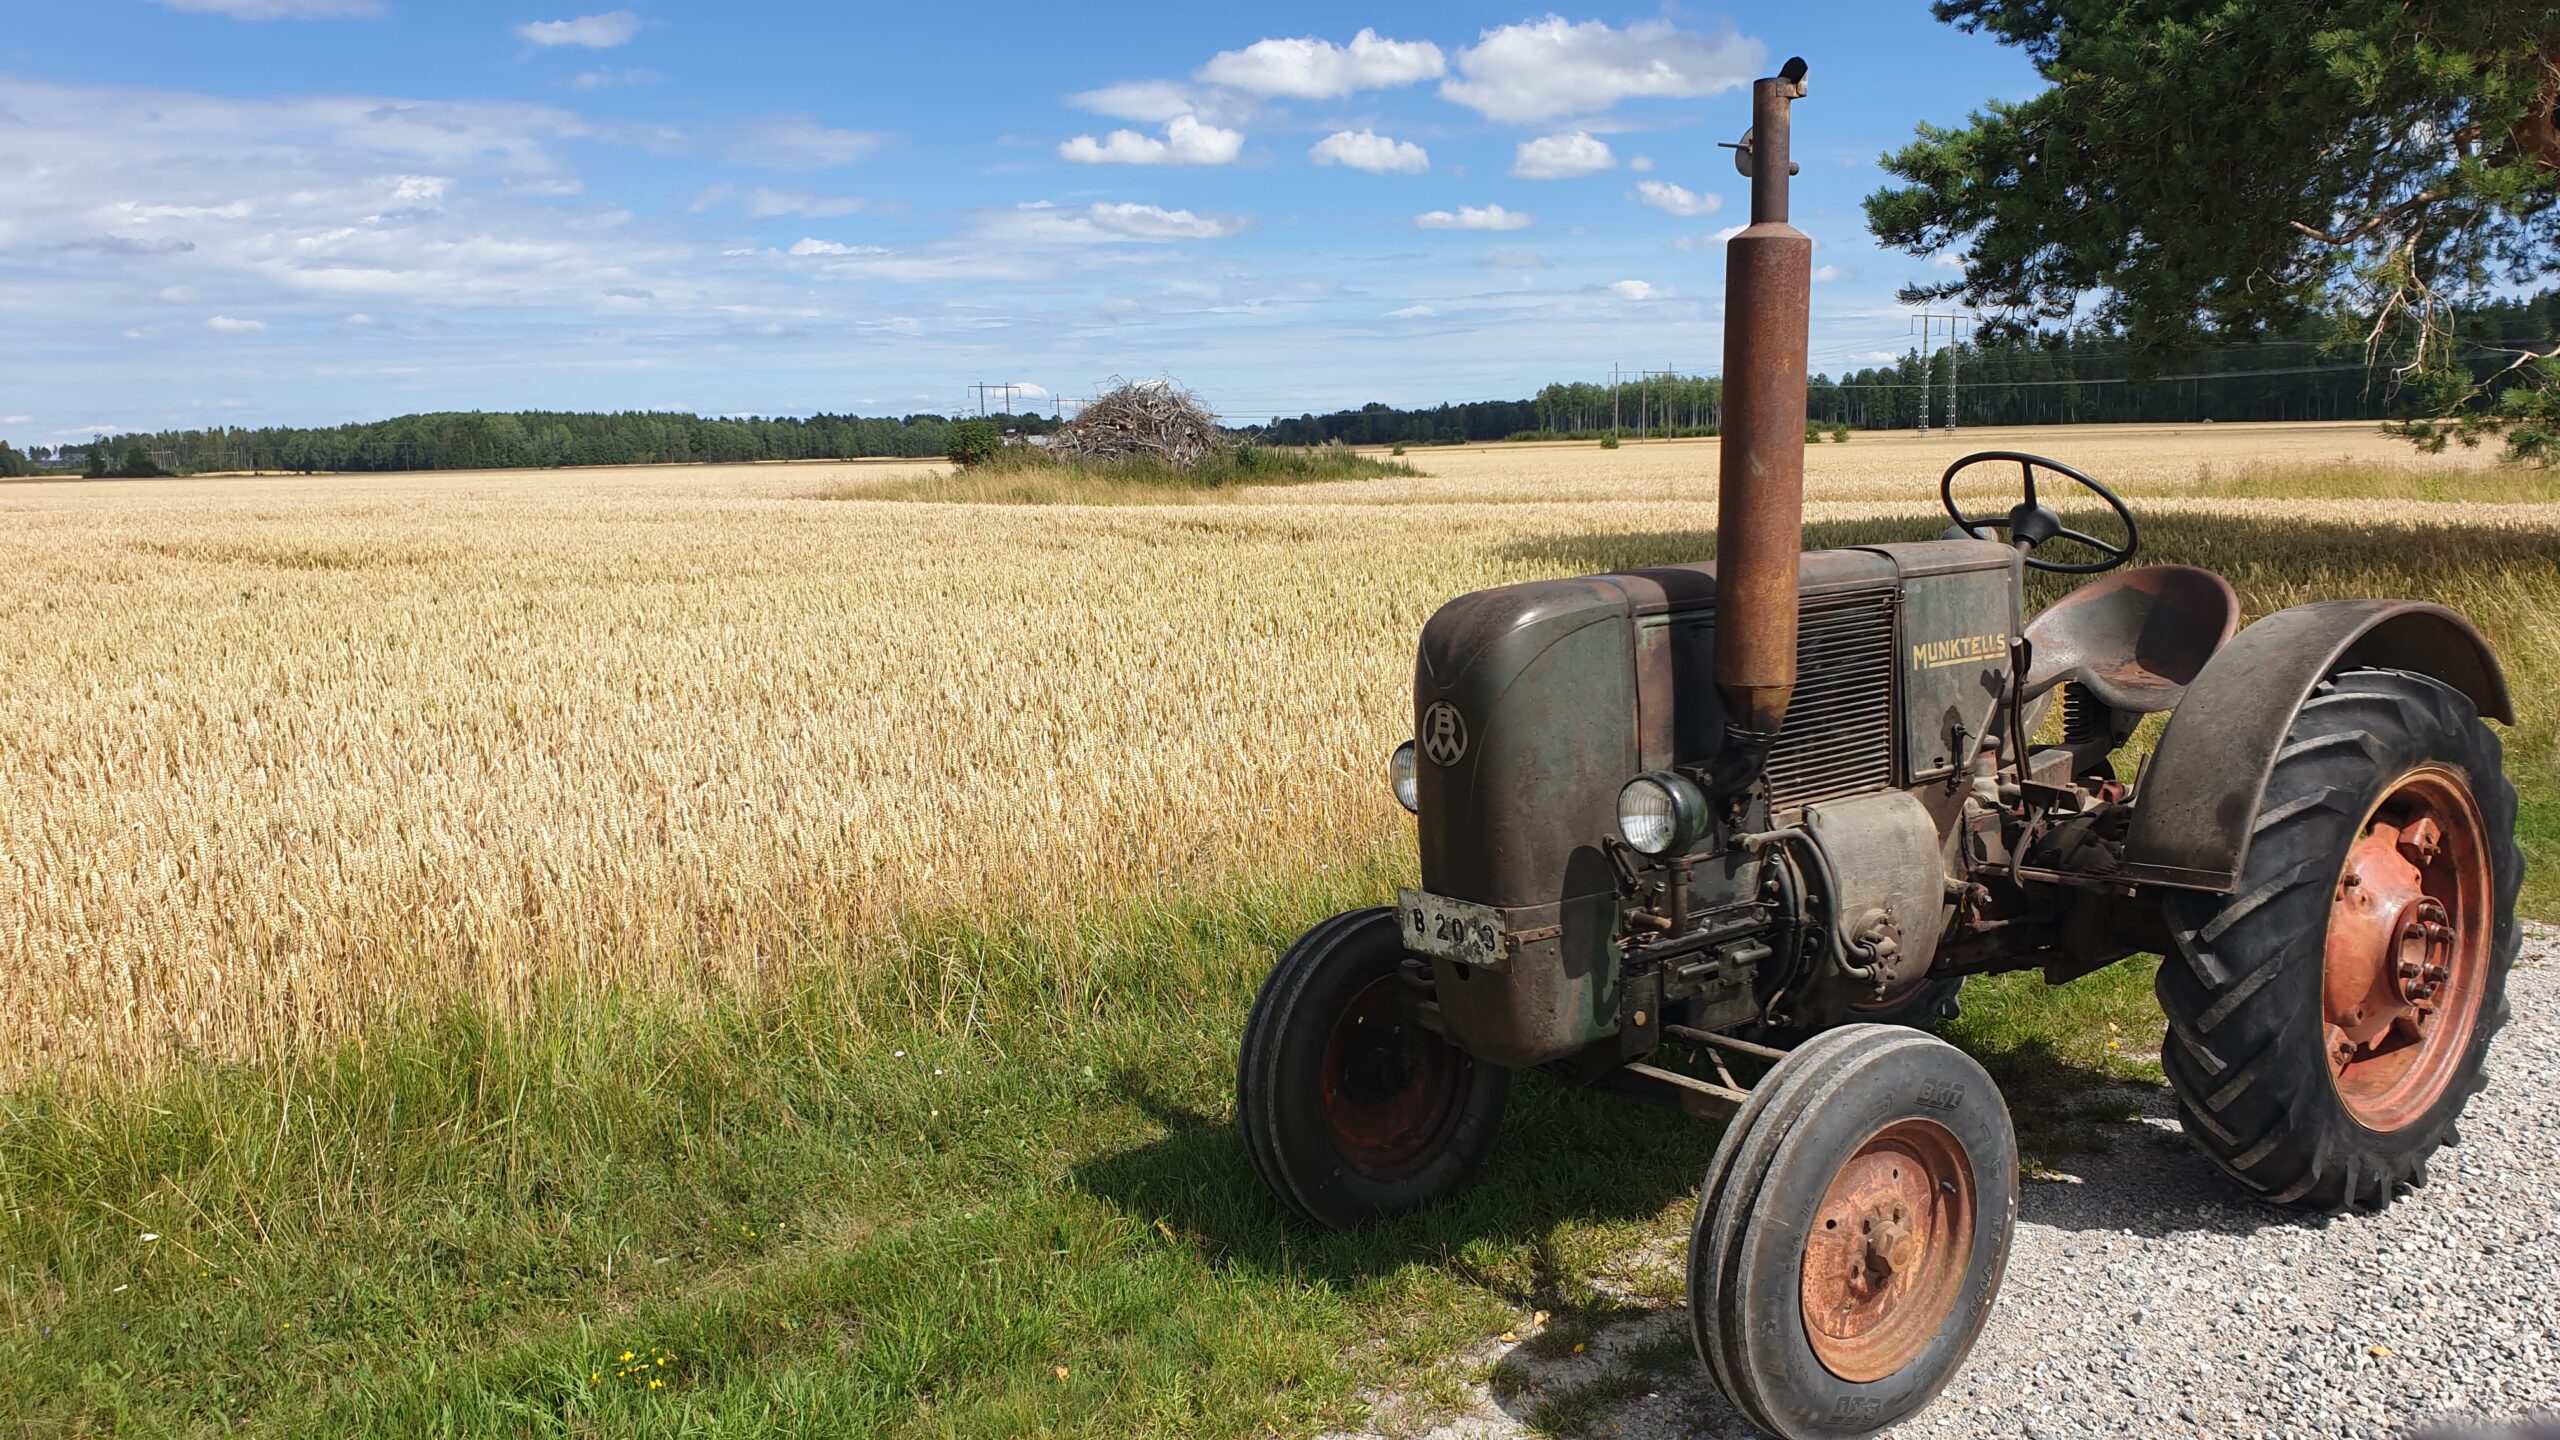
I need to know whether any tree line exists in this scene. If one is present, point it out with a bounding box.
[1251,289,2556,447]
[11,409,1061,476]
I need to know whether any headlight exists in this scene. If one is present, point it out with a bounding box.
[1389,740,1420,813]
[1617,770,1708,855]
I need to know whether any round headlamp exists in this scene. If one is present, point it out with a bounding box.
[1389,740,1420,814]
[1616,770,1709,855]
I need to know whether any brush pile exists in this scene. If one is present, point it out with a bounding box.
[1051,377,1226,468]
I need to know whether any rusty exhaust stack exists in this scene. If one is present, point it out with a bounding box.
[1705,56,1812,797]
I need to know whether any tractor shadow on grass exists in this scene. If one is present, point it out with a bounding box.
[1069,1019,2303,1303]
[1071,1059,1715,1295]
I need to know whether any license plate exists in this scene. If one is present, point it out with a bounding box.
[1396,888,1506,969]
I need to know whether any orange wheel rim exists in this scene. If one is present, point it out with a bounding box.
[1798,1117,1975,1383]
[2322,765,2492,1131]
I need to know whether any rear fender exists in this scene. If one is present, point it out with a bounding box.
[2117,600,2512,892]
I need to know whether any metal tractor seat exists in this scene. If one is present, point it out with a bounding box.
[2022,564,2241,714]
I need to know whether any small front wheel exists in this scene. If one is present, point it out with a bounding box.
[1236,907,1509,1228]
[1690,1025,2016,1439]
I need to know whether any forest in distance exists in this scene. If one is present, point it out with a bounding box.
[7,288,2551,476]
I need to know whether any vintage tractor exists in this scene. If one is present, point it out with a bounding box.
[1236,56,2521,1440]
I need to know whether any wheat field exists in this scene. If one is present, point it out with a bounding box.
[4,421,2552,1083]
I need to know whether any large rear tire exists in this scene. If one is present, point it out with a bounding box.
[2157,669,2520,1213]
[1237,907,1509,1229]
[1689,1025,2015,1439]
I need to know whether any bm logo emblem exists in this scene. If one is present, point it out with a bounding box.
[1421,701,1469,766]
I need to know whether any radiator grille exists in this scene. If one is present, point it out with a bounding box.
[1764,586,1897,809]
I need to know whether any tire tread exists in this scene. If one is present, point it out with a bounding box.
[2156,669,2520,1215]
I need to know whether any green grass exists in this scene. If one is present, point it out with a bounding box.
[841,445,1415,505]
[1942,962,2165,1166]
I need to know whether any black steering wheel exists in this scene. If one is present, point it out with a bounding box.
[1939,450,2138,574]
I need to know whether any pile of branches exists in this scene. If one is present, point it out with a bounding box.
[1051,377,1225,468]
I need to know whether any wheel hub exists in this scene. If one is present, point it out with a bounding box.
[2320,767,2491,1131]
[1318,974,1468,1180]
[1799,1117,1975,1383]
[2389,897,2454,1010]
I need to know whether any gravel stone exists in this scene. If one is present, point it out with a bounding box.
[1333,922,2560,1440]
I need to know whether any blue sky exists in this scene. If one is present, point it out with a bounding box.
[0,2,2043,442]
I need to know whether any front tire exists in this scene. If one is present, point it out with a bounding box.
[2157,669,2520,1213]
[1690,1025,2016,1439]
[1236,907,1509,1228]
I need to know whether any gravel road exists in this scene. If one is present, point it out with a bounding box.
[1341,922,2560,1440]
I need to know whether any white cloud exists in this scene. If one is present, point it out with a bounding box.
[1066,80,1207,123]
[769,202,1254,268]
[568,68,660,91]
[1632,180,1720,216]
[692,184,861,218]
[0,78,681,321]
[732,118,889,169]
[1477,248,1549,269]
[515,11,641,48]
[1607,279,1657,300]
[993,201,1247,243]
[1198,28,1443,99]
[1929,250,1967,270]
[1309,129,1428,174]
[787,238,891,257]
[1629,154,1654,172]
[206,314,266,331]
[1083,201,1244,240]
[1059,114,1243,166]
[1812,264,1851,282]
[1442,17,1766,122]
[689,186,865,219]
[1416,204,1530,231]
[1674,223,1749,250]
[755,189,861,218]
[1385,303,1437,319]
[342,313,379,326]
[150,0,382,17]
[1511,131,1614,180]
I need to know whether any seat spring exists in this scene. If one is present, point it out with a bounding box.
[2061,681,2108,744]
